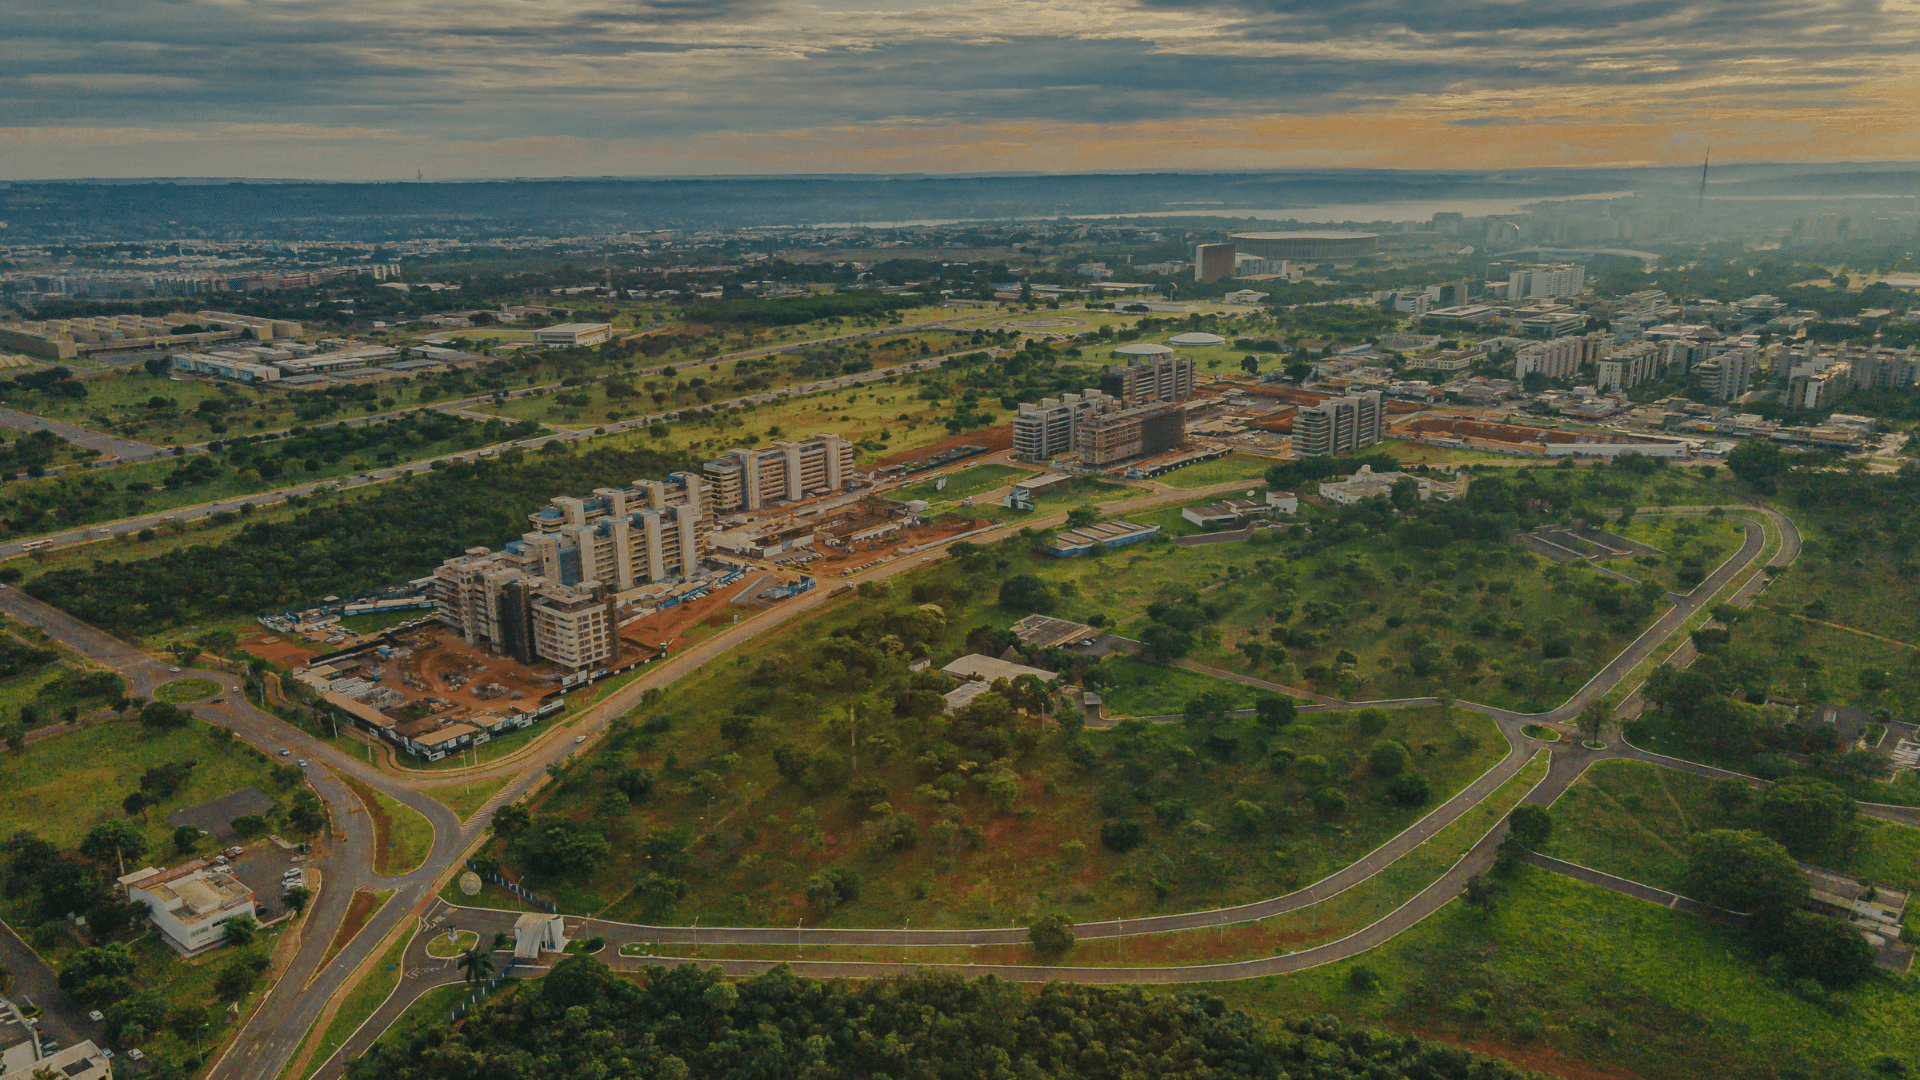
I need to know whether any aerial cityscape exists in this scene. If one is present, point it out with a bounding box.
[3,3,1920,1079]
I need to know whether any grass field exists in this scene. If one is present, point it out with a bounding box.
[372,982,482,1050]
[1151,454,1273,490]
[1096,655,1261,717]
[1615,513,1749,595]
[299,926,414,1080]
[341,775,435,875]
[1203,865,1920,1080]
[155,676,221,703]
[421,773,516,821]
[895,463,1032,505]
[1544,758,1920,893]
[0,717,290,851]
[1373,438,1531,466]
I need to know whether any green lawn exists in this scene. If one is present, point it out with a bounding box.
[1204,866,1920,1080]
[0,716,294,852]
[422,773,516,821]
[372,983,486,1050]
[155,677,222,703]
[1545,758,1920,894]
[1614,513,1749,595]
[299,927,414,1080]
[342,775,436,876]
[1096,655,1258,717]
[1151,454,1273,490]
[896,463,1033,505]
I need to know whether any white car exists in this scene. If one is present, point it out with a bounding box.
[574,735,586,744]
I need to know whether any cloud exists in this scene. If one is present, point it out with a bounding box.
[1,0,1915,177]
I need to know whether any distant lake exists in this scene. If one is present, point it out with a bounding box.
[808,190,1638,230]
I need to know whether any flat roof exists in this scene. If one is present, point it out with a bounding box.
[1114,341,1175,355]
[538,322,613,333]
[942,653,1059,684]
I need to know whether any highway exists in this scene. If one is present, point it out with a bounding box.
[0,338,979,560]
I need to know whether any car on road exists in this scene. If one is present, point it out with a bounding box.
[227,846,243,856]
[574,735,586,744]
[298,759,308,767]
[278,749,291,756]
[211,697,224,704]
[168,666,181,673]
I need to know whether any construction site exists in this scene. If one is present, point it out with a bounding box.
[1394,414,1690,458]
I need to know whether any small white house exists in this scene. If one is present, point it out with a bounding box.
[1223,289,1269,305]
[1265,489,1298,514]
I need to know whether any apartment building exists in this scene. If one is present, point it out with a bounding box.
[432,472,707,669]
[1013,390,1114,462]
[1507,263,1586,300]
[121,863,256,956]
[702,433,851,512]
[1689,349,1756,402]
[1293,391,1384,457]
[1789,361,1854,411]
[1595,342,1663,393]
[1073,400,1187,465]
[1100,352,1195,405]
[1513,336,1585,382]
[1850,347,1917,390]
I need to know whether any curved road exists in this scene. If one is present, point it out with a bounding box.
[0,497,1826,1079]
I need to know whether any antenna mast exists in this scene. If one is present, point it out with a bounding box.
[1696,149,1710,215]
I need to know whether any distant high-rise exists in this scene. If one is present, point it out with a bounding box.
[1194,243,1236,283]
[1507,264,1586,300]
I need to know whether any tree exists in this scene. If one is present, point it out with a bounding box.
[1463,873,1502,913]
[638,873,691,922]
[996,575,1056,614]
[173,824,202,854]
[1099,820,1146,853]
[1228,799,1265,836]
[458,946,495,985]
[79,819,147,872]
[220,913,258,948]
[1368,741,1410,778]
[1727,439,1790,486]
[515,817,611,878]
[57,944,137,1008]
[1027,913,1075,958]
[1254,693,1296,730]
[1757,776,1857,858]
[1576,699,1610,745]
[491,803,531,838]
[1778,909,1875,987]
[1507,804,1553,848]
[1137,622,1194,662]
[1064,506,1101,529]
[1385,772,1430,806]
[1241,354,1261,375]
[1183,689,1238,726]
[283,886,310,915]
[1685,829,1805,925]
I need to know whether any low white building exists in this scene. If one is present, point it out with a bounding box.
[122,863,256,956]
[1265,489,1298,514]
[1,1040,113,1080]
[1317,465,1461,505]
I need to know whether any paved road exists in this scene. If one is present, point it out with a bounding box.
[0,586,468,1080]
[1,488,1831,1074]
[0,406,170,464]
[309,502,1816,1072]
[0,339,980,561]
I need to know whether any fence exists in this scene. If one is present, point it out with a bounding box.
[450,958,518,1021]
[466,860,558,913]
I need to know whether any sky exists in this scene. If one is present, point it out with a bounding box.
[3,0,1919,180]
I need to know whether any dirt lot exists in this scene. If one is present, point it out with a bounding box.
[378,625,563,718]
[875,424,1012,469]
[241,629,321,669]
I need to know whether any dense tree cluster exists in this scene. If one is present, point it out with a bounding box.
[349,960,1543,1080]
[26,443,698,635]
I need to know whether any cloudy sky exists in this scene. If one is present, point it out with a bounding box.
[4,0,1918,179]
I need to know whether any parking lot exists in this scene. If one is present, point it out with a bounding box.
[166,787,276,843]
[225,840,309,924]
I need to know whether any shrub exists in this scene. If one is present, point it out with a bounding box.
[1099,820,1146,853]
